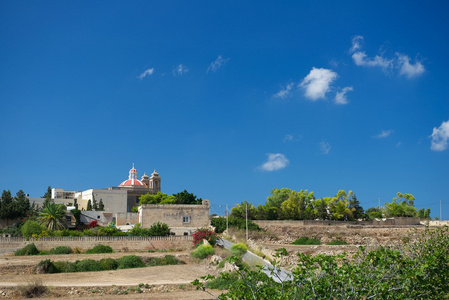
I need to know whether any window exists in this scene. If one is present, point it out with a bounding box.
[182,216,190,223]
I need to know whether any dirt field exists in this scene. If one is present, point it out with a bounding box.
[0,251,222,299]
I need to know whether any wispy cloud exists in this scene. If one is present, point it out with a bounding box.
[334,86,353,105]
[373,129,394,138]
[207,55,230,73]
[397,54,425,78]
[349,36,425,78]
[259,153,289,171]
[300,67,338,100]
[283,134,302,142]
[273,82,294,99]
[319,140,331,154]
[430,120,449,151]
[174,64,188,76]
[138,68,154,79]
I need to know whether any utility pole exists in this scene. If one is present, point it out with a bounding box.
[245,202,248,241]
[226,204,229,233]
[378,198,380,211]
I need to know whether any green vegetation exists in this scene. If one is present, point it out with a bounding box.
[38,202,67,230]
[230,243,247,257]
[211,216,261,234]
[129,222,171,236]
[85,244,113,254]
[20,220,45,238]
[192,244,215,259]
[14,243,39,256]
[194,226,449,299]
[0,190,31,221]
[33,255,180,274]
[192,228,219,246]
[291,237,321,245]
[326,240,348,245]
[139,190,202,205]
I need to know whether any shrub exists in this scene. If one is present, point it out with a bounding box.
[20,220,44,238]
[192,228,219,247]
[148,222,171,236]
[100,258,119,270]
[145,255,180,266]
[97,226,126,236]
[291,237,321,245]
[49,246,73,254]
[53,261,77,273]
[326,240,348,245]
[117,255,146,269]
[230,243,247,257]
[15,243,39,256]
[34,259,58,274]
[75,259,104,272]
[18,280,47,298]
[207,272,240,290]
[161,255,179,265]
[192,244,214,259]
[85,244,113,254]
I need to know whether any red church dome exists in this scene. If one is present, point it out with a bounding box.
[119,164,148,187]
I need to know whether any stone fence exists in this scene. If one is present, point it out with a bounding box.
[0,235,194,252]
[253,217,422,228]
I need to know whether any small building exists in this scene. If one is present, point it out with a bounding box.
[137,200,210,236]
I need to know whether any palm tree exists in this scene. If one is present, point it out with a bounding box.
[39,202,67,230]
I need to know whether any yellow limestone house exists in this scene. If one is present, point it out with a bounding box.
[138,200,210,236]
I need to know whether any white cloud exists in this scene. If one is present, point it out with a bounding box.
[300,68,338,100]
[319,140,331,154]
[138,68,154,79]
[259,153,289,171]
[283,134,293,142]
[334,86,353,105]
[397,54,425,78]
[274,82,294,99]
[373,129,394,138]
[431,120,449,151]
[174,64,188,75]
[207,55,230,73]
[349,36,424,78]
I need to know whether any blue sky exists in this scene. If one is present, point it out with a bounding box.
[1,1,448,218]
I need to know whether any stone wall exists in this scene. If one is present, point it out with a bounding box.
[253,217,421,228]
[116,212,139,226]
[0,236,193,252]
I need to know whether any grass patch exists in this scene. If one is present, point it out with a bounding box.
[291,237,321,245]
[192,244,214,259]
[326,240,348,245]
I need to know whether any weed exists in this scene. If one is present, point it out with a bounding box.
[18,280,47,298]
[192,244,214,259]
[326,240,348,245]
[291,237,321,245]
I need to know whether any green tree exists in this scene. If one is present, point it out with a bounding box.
[139,192,175,204]
[148,222,171,236]
[87,200,92,211]
[230,201,256,220]
[366,207,383,219]
[42,186,53,207]
[172,190,202,204]
[0,190,15,221]
[21,220,45,238]
[348,191,365,220]
[98,199,105,211]
[39,202,67,230]
[92,195,98,211]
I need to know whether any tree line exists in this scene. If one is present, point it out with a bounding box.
[230,188,431,221]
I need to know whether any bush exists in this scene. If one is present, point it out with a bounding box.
[18,280,47,298]
[230,243,247,257]
[34,259,59,274]
[85,244,113,254]
[53,261,77,273]
[100,258,119,270]
[15,243,39,256]
[207,272,240,290]
[117,255,146,269]
[291,237,321,245]
[192,228,219,247]
[20,220,44,238]
[49,246,73,254]
[148,222,171,236]
[192,244,215,259]
[145,255,180,266]
[75,259,104,272]
[326,240,348,245]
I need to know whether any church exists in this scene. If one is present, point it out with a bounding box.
[51,164,161,213]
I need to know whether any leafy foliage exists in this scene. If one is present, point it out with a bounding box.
[38,202,67,230]
[21,220,45,238]
[291,237,321,245]
[85,244,113,254]
[0,190,31,220]
[15,243,39,256]
[326,240,348,245]
[192,228,219,246]
[211,216,260,234]
[195,226,449,299]
[192,244,214,259]
[230,243,247,257]
[117,255,146,269]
